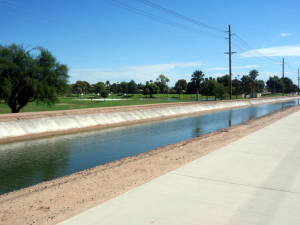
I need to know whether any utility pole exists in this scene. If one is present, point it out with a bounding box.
[282,58,285,95]
[225,25,236,99]
[298,67,300,95]
[282,58,285,78]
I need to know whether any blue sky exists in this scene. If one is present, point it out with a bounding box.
[1,0,300,85]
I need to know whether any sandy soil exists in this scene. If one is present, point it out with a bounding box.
[0,105,299,225]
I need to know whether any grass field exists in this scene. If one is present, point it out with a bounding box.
[0,93,290,114]
[0,94,197,114]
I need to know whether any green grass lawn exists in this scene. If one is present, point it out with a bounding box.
[0,94,198,114]
[0,93,290,114]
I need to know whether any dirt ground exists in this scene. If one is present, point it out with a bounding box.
[0,105,299,225]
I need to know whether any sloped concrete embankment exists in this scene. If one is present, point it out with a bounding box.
[0,97,298,143]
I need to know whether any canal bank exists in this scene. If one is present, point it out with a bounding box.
[0,99,299,195]
[0,96,299,143]
[59,103,300,225]
[1,104,300,225]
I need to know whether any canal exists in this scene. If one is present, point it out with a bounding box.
[0,100,298,194]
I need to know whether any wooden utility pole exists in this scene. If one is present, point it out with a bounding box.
[282,58,285,78]
[282,58,285,95]
[298,67,300,95]
[225,25,236,99]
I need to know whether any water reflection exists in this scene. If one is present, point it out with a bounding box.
[0,100,298,194]
[228,109,232,127]
[0,138,71,193]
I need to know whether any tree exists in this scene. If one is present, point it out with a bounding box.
[143,87,150,97]
[174,79,187,96]
[214,83,228,100]
[232,78,243,97]
[137,83,145,94]
[241,70,264,97]
[109,83,119,94]
[282,77,297,93]
[217,75,230,88]
[256,80,265,93]
[0,44,68,113]
[266,76,282,93]
[72,81,90,95]
[128,80,138,94]
[186,81,196,94]
[120,81,129,94]
[144,82,159,98]
[191,70,205,101]
[201,77,217,100]
[100,89,109,99]
[155,74,169,94]
[92,82,105,95]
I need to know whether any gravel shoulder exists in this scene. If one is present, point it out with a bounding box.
[0,105,300,225]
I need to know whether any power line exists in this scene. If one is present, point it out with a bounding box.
[233,34,281,64]
[135,0,224,33]
[109,0,224,39]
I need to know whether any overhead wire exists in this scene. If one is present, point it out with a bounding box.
[233,34,298,79]
[109,0,224,39]
[135,0,224,33]
[233,34,281,64]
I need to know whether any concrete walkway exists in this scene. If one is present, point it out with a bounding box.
[58,111,300,225]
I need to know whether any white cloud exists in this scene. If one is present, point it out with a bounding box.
[207,65,260,71]
[240,45,300,58]
[70,61,202,84]
[127,61,202,73]
[280,33,292,37]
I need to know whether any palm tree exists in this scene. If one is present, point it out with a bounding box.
[191,70,205,101]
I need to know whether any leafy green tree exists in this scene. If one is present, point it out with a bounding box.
[186,81,196,94]
[191,70,205,101]
[241,70,264,97]
[241,75,252,95]
[144,82,159,98]
[232,78,243,97]
[155,74,170,94]
[266,76,282,93]
[120,82,129,94]
[282,77,297,93]
[249,69,259,80]
[143,87,150,97]
[217,75,230,88]
[128,80,138,94]
[72,81,90,95]
[201,77,217,100]
[214,83,228,100]
[0,44,69,113]
[174,79,187,96]
[109,83,119,94]
[256,80,265,93]
[100,89,109,99]
[92,82,105,95]
[137,83,145,94]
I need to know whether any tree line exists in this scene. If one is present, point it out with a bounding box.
[0,44,298,113]
[69,69,298,99]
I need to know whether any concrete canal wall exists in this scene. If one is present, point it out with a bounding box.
[0,96,298,143]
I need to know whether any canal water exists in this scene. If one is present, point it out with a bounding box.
[0,100,299,195]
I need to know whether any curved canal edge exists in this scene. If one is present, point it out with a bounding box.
[1,104,300,225]
[0,96,299,144]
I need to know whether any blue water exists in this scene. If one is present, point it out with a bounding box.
[0,100,298,194]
